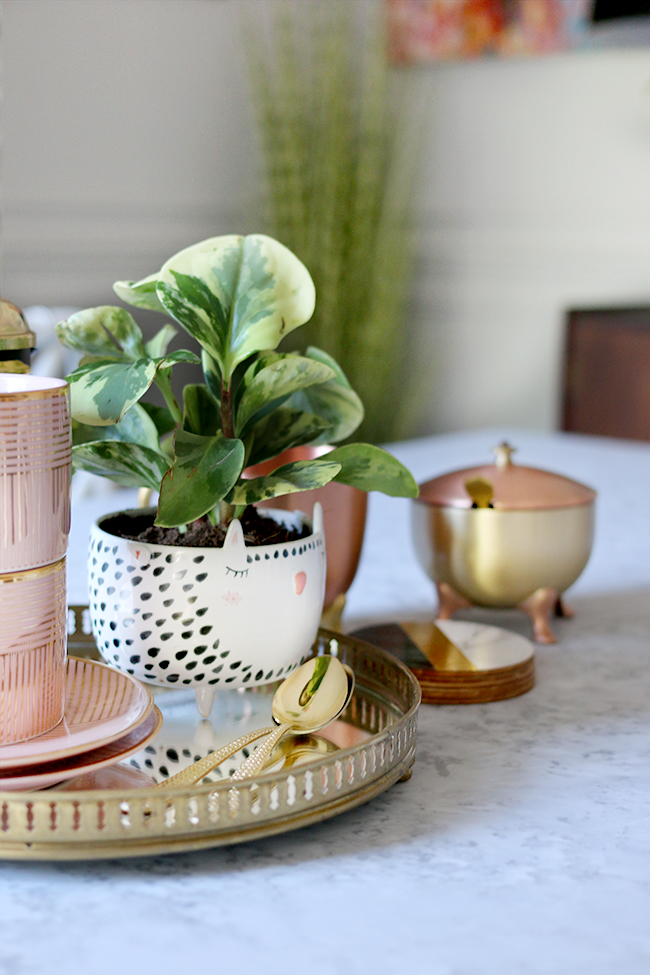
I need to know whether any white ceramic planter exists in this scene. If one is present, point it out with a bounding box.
[88,504,325,715]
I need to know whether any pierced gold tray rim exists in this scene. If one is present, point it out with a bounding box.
[0,624,421,860]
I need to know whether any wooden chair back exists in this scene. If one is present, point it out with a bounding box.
[561,306,650,442]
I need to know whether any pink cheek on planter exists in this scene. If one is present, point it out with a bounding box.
[295,572,307,595]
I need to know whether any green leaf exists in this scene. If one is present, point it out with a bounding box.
[153,350,201,370]
[72,441,169,491]
[140,402,176,437]
[201,350,223,400]
[145,323,178,358]
[56,306,146,360]
[236,353,335,437]
[230,459,341,505]
[327,444,419,497]
[67,358,157,426]
[305,346,353,389]
[156,234,315,378]
[285,346,364,444]
[246,408,332,467]
[72,403,160,451]
[182,385,221,436]
[156,430,245,527]
[113,272,166,313]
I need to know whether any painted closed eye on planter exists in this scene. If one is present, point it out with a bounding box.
[88,503,326,715]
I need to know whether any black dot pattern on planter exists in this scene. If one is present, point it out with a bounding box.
[89,520,321,691]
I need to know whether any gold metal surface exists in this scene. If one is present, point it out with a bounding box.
[464,477,493,508]
[413,502,595,609]
[0,621,420,860]
[400,622,477,672]
[0,301,36,351]
[164,656,354,788]
[0,360,30,375]
[493,442,515,469]
[0,557,66,585]
[0,384,68,401]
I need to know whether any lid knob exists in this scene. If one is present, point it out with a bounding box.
[493,442,516,469]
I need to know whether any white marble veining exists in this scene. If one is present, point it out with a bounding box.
[436,618,534,668]
[2,429,650,975]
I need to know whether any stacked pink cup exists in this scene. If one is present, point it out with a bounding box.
[0,375,71,743]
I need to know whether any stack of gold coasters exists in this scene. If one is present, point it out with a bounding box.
[351,619,535,704]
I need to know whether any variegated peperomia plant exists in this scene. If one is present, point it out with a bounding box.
[57,234,417,531]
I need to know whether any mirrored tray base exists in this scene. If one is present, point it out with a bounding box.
[0,607,421,860]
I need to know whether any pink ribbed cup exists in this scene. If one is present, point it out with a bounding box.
[0,375,71,573]
[0,376,71,744]
[0,558,67,743]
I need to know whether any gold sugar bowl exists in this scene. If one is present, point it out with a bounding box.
[412,442,596,643]
[0,300,36,374]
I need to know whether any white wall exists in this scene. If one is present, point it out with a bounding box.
[412,48,650,434]
[1,0,649,435]
[0,0,255,305]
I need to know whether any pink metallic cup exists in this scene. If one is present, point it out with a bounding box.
[0,558,67,743]
[0,375,71,573]
[0,375,71,743]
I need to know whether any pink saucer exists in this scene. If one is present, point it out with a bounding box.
[0,706,163,791]
[0,657,153,769]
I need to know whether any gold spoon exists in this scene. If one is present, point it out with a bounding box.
[158,655,354,790]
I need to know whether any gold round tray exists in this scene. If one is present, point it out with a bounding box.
[0,610,420,860]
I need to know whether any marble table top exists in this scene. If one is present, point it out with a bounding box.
[2,428,650,975]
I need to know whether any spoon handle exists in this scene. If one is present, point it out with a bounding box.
[230,723,292,781]
[157,726,276,790]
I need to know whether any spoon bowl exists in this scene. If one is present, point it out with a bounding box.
[158,654,354,790]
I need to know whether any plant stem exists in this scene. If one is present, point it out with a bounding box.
[219,500,235,525]
[155,369,183,426]
[221,381,235,439]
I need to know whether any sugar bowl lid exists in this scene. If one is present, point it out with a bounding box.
[0,300,36,351]
[416,442,596,511]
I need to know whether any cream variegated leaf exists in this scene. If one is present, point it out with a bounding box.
[113,272,166,313]
[155,234,315,378]
[245,408,332,467]
[145,324,178,358]
[56,306,146,360]
[67,358,157,426]
[236,353,334,437]
[285,346,364,444]
[72,403,161,451]
[229,459,341,505]
[72,441,169,491]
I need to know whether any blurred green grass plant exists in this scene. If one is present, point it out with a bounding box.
[243,0,420,444]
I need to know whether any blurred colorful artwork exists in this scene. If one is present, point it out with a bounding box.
[387,0,592,62]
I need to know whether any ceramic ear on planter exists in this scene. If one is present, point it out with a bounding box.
[88,503,325,716]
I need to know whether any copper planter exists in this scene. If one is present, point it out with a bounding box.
[246,446,367,619]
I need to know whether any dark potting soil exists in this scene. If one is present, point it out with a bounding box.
[106,506,310,548]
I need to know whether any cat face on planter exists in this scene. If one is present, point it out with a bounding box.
[88,505,325,690]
